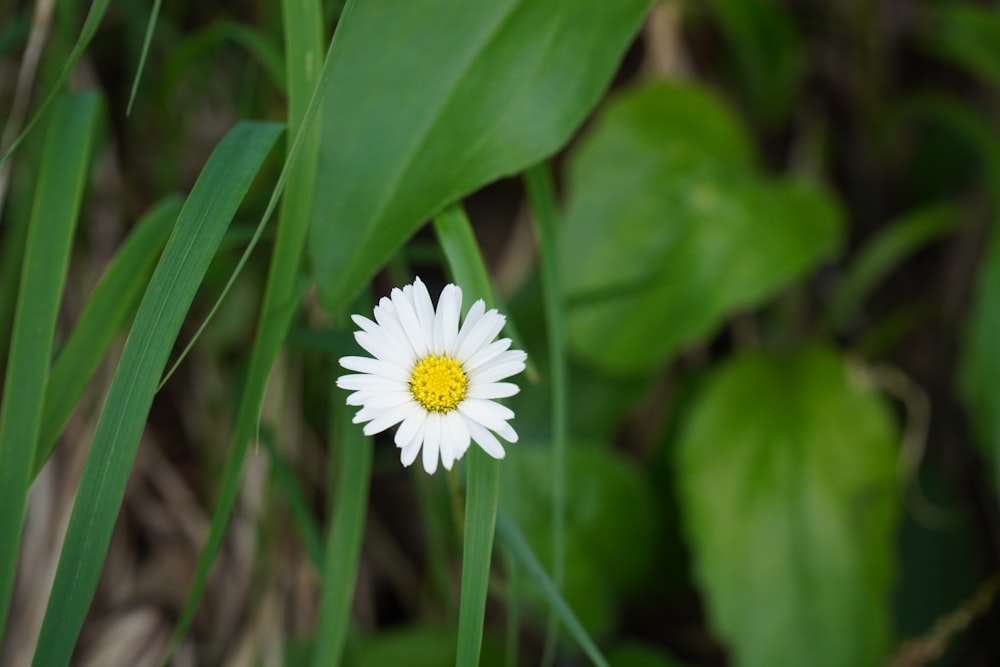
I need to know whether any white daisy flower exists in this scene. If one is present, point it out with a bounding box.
[337,277,527,474]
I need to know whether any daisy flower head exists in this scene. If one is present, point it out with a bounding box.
[337,277,527,474]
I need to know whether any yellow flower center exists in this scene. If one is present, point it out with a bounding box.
[409,355,467,413]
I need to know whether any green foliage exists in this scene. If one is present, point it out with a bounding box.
[308,0,653,311]
[563,82,842,374]
[676,347,899,667]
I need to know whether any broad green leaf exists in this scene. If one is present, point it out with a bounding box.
[676,347,899,667]
[501,446,658,638]
[30,121,282,667]
[563,82,842,374]
[0,92,101,639]
[309,0,653,311]
[34,196,182,475]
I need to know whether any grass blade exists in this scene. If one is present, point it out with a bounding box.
[495,508,610,667]
[433,204,501,667]
[162,0,329,655]
[29,121,282,667]
[33,195,182,475]
[524,163,568,665]
[126,0,163,115]
[312,375,373,667]
[0,92,101,639]
[260,429,324,572]
[0,0,111,165]
[457,450,501,667]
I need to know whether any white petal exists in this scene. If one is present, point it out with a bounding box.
[433,284,462,353]
[470,353,527,384]
[439,419,456,471]
[339,356,409,382]
[400,431,423,467]
[466,419,506,460]
[422,413,441,474]
[466,382,520,400]
[410,277,437,347]
[394,409,427,448]
[445,411,472,459]
[455,309,505,363]
[355,330,412,369]
[464,338,512,371]
[453,299,486,355]
[349,390,413,410]
[374,298,417,357]
[391,286,429,356]
[459,397,514,423]
[337,374,408,393]
[362,402,419,436]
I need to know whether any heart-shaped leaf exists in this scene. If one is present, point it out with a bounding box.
[676,347,899,667]
[562,82,842,374]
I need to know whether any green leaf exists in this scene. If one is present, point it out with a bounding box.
[501,446,658,637]
[30,121,282,667]
[0,92,101,639]
[309,0,653,311]
[563,81,842,374]
[676,347,899,667]
[33,196,182,475]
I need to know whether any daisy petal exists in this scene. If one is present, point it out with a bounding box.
[392,286,429,356]
[460,397,515,423]
[336,374,407,392]
[455,309,505,363]
[439,419,456,471]
[362,402,419,436]
[434,284,462,353]
[422,413,441,474]
[464,338,512,371]
[466,381,520,400]
[400,431,423,467]
[453,299,486,354]
[411,277,437,347]
[394,409,427,448]
[446,411,472,458]
[339,356,409,382]
[470,354,527,384]
[466,419,506,460]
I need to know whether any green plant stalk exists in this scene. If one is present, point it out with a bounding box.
[30,121,282,667]
[525,162,568,665]
[0,92,100,639]
[33,196,182,475]
[433,204,502,666]
[312,377,373,667]
[126,0,163,114]
[457,450,501,667]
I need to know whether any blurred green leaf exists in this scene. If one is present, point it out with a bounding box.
[924,4,1000,87]
[309,0,653,311]
[501,446,658,637]
[563,82,842,375]
[705,0,805,126]
[676,347,899,667]
[352,627,506,667]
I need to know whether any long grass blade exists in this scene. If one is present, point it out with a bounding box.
[524,162,569,665]
[162,0,330,656]
[126,0,163,115]
[433,204,502,667]
[33,196,182,475]
[312,374,373,667]
[260,429,324,571]
[0,92,101,639]
[29,121,282,667]
[0,0,111,165]
[495,508,610,667]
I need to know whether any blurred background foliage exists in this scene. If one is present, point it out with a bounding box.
[2,0,1000,665]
